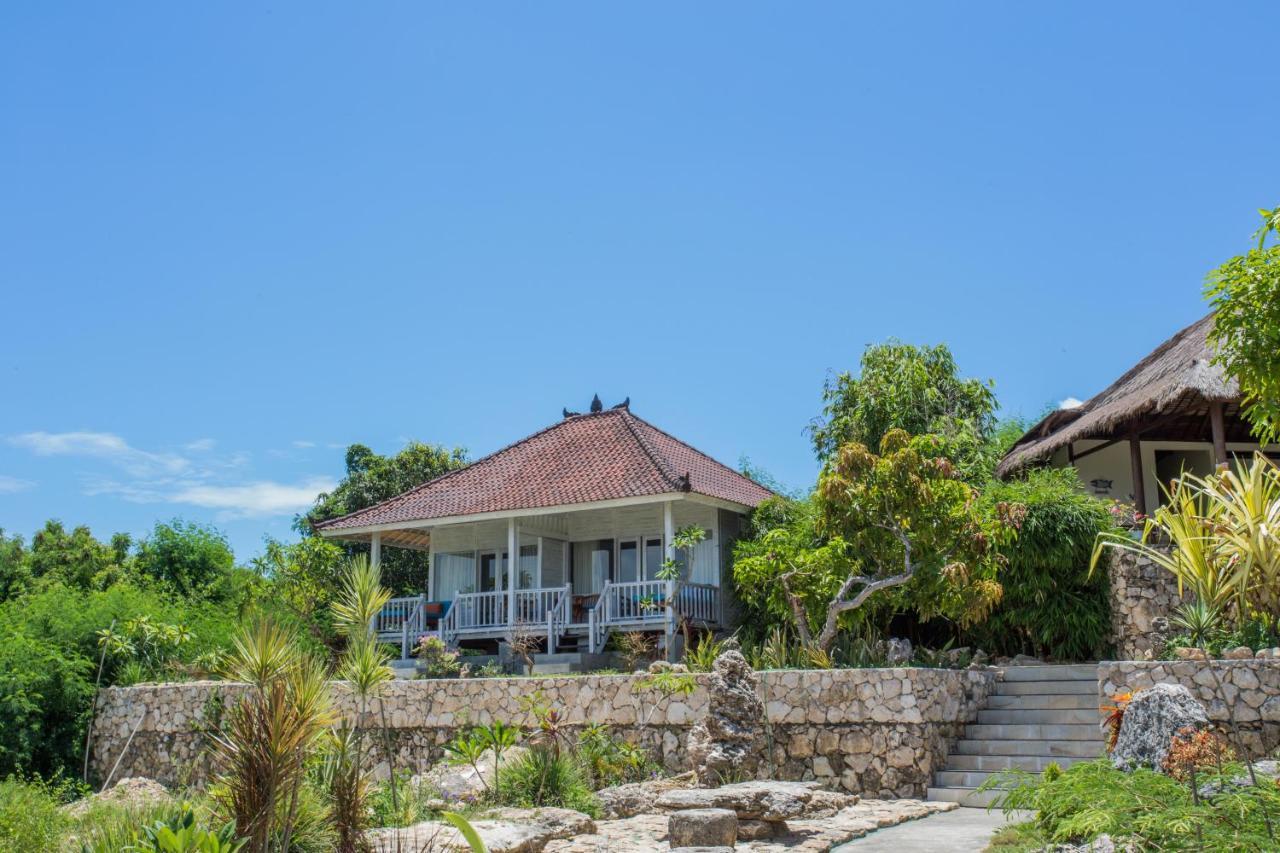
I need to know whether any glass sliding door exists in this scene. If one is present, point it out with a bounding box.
[643,537,664,581]
[617,539,639,583]
[572,539,614,594]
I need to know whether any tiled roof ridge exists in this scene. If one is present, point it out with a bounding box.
[617,409,687,492]
[313,411,612,530]
[628,411,776,498]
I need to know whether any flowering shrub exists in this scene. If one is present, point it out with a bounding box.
[1100,691,1132,753]
[1162,726,1235,782]
[414,636,461,678]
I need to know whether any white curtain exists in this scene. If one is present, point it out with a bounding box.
[434,552,475,599]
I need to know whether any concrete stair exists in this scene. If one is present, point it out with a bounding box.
[927,664,1106,807]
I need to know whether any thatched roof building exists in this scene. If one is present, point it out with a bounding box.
[997,314,1251,510]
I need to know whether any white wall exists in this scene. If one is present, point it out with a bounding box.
[1050,439,1266,514]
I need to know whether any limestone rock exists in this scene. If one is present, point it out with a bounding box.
[1255,647,1280,660]
[1174,646,1208,661]
[1224,646,1255,660]
[369,807,593,852]
[668,808,737,848]
[418,745,528,802]
[596,771,696,819]
[884,638,913,665]
[1112,683,1210,772]
[656,780,819,821]
[686,649,766,785]
[63,777,171,819]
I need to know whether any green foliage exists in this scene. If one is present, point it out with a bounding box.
[809,341,997,479]
[0,776,69,850]
[0,630,94,778]
[1205,208,1280,444]
[134,521,236,601]
[988,758,1280,850]
[683,633,728,672]
[494,748,598,816]
[251,537,348,648]
[575,724,653,789]
[441,811,489,853]
[129,804,245,853]
[303,441,467,593]
[415,635,462,678]
[29,520,130,591]
[0,529,32,602]
[966,469,1116,661]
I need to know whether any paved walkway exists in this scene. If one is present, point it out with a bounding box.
[832,807,1028,852]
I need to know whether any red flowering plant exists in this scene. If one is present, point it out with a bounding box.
[1101,691,1133,753]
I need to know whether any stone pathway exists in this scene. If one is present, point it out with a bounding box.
[544,799,958,852]
[834,807,1031,852]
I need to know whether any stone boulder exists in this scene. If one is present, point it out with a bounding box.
[686,648,766,786]
[596,771,697,819]
[668,808,737,848]
[417,745,528,802]
[63,777,172,819]
[655,780,820,822]
[369,806,592,852]
[1112,683,1211,772]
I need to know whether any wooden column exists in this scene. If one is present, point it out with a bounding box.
[370,532,381,567]
[663,500,676,662]
[1129,436,1147,515]
[1210,401,1228,468]
[507,517,517,628]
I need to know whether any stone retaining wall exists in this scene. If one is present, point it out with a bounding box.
[1100,660,1280,757]
[1107,549,1187,660]
[91,667,995,798]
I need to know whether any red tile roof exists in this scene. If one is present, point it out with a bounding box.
[314,408,774,531]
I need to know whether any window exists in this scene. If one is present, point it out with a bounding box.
[434,551,476,599]
[479,552,499,592]
[572,539,613,594]
[643,537,664,581]
[618,539,639,583]
[519,543,538,589]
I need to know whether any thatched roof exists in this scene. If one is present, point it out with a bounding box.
[996,314,1239,477]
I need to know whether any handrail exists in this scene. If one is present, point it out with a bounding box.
[590,580,613,653]
[547,585,571,653]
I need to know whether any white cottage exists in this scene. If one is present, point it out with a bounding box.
[314,399,773,658]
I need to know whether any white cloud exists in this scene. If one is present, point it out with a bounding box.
[0,475,34,494]
[9,431,189,477]
[1058,397,1084,410]
[167,477,336,519]
[184,438,217,452]
[292,440,317,449]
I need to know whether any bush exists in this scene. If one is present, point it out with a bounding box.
[495,748,598,816]
[989,758,1280,849]
[968,469,1117,661]
[0,632,94,778]
[0,777,68,850]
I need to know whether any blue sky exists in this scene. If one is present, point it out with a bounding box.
[2,4,1276,560]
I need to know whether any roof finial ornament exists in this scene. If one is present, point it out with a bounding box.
[590,394,603,413]
[611,397,630,410]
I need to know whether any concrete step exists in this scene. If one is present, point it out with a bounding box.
[977,708,1100,725]
[953,738,1105,758]
[926,786,1005,808]
[986,693,1097,710]
[995,679,1097,696]
[944,753,1093,773]
[999,664,1099,682]
[964,723,1104,742]
[934,769,1017,788]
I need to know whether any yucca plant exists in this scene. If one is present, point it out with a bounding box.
[329,555,395,853]
[212,620,334,853]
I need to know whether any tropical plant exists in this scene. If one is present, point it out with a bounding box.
[610,630,656,672]
[211,618,335,852]
[1205,206,1280,444]
[441,811,489,852]
[494,748,598,815]
[127,804,245,853]
[575,724,653,788]
[477,722,520,794]
[656,524,708,658]
[415,635,462,678]
[683,632,727,672]
[1092,453,1280,630]
[442,731,494,795]
[967,469,1117,661]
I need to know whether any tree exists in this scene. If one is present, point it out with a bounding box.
[28,521,127,591]
[809,342,997,480]
[303,441,467,593]
[1206,206,1280,444]
[134,520,235,599]
[0,529,31,602]
[656,524,707,659]
[252,536,348,648]
[738,430,1015,652]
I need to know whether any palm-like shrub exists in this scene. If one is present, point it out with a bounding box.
[212,619,334,852]
[1093,452,1280,631]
